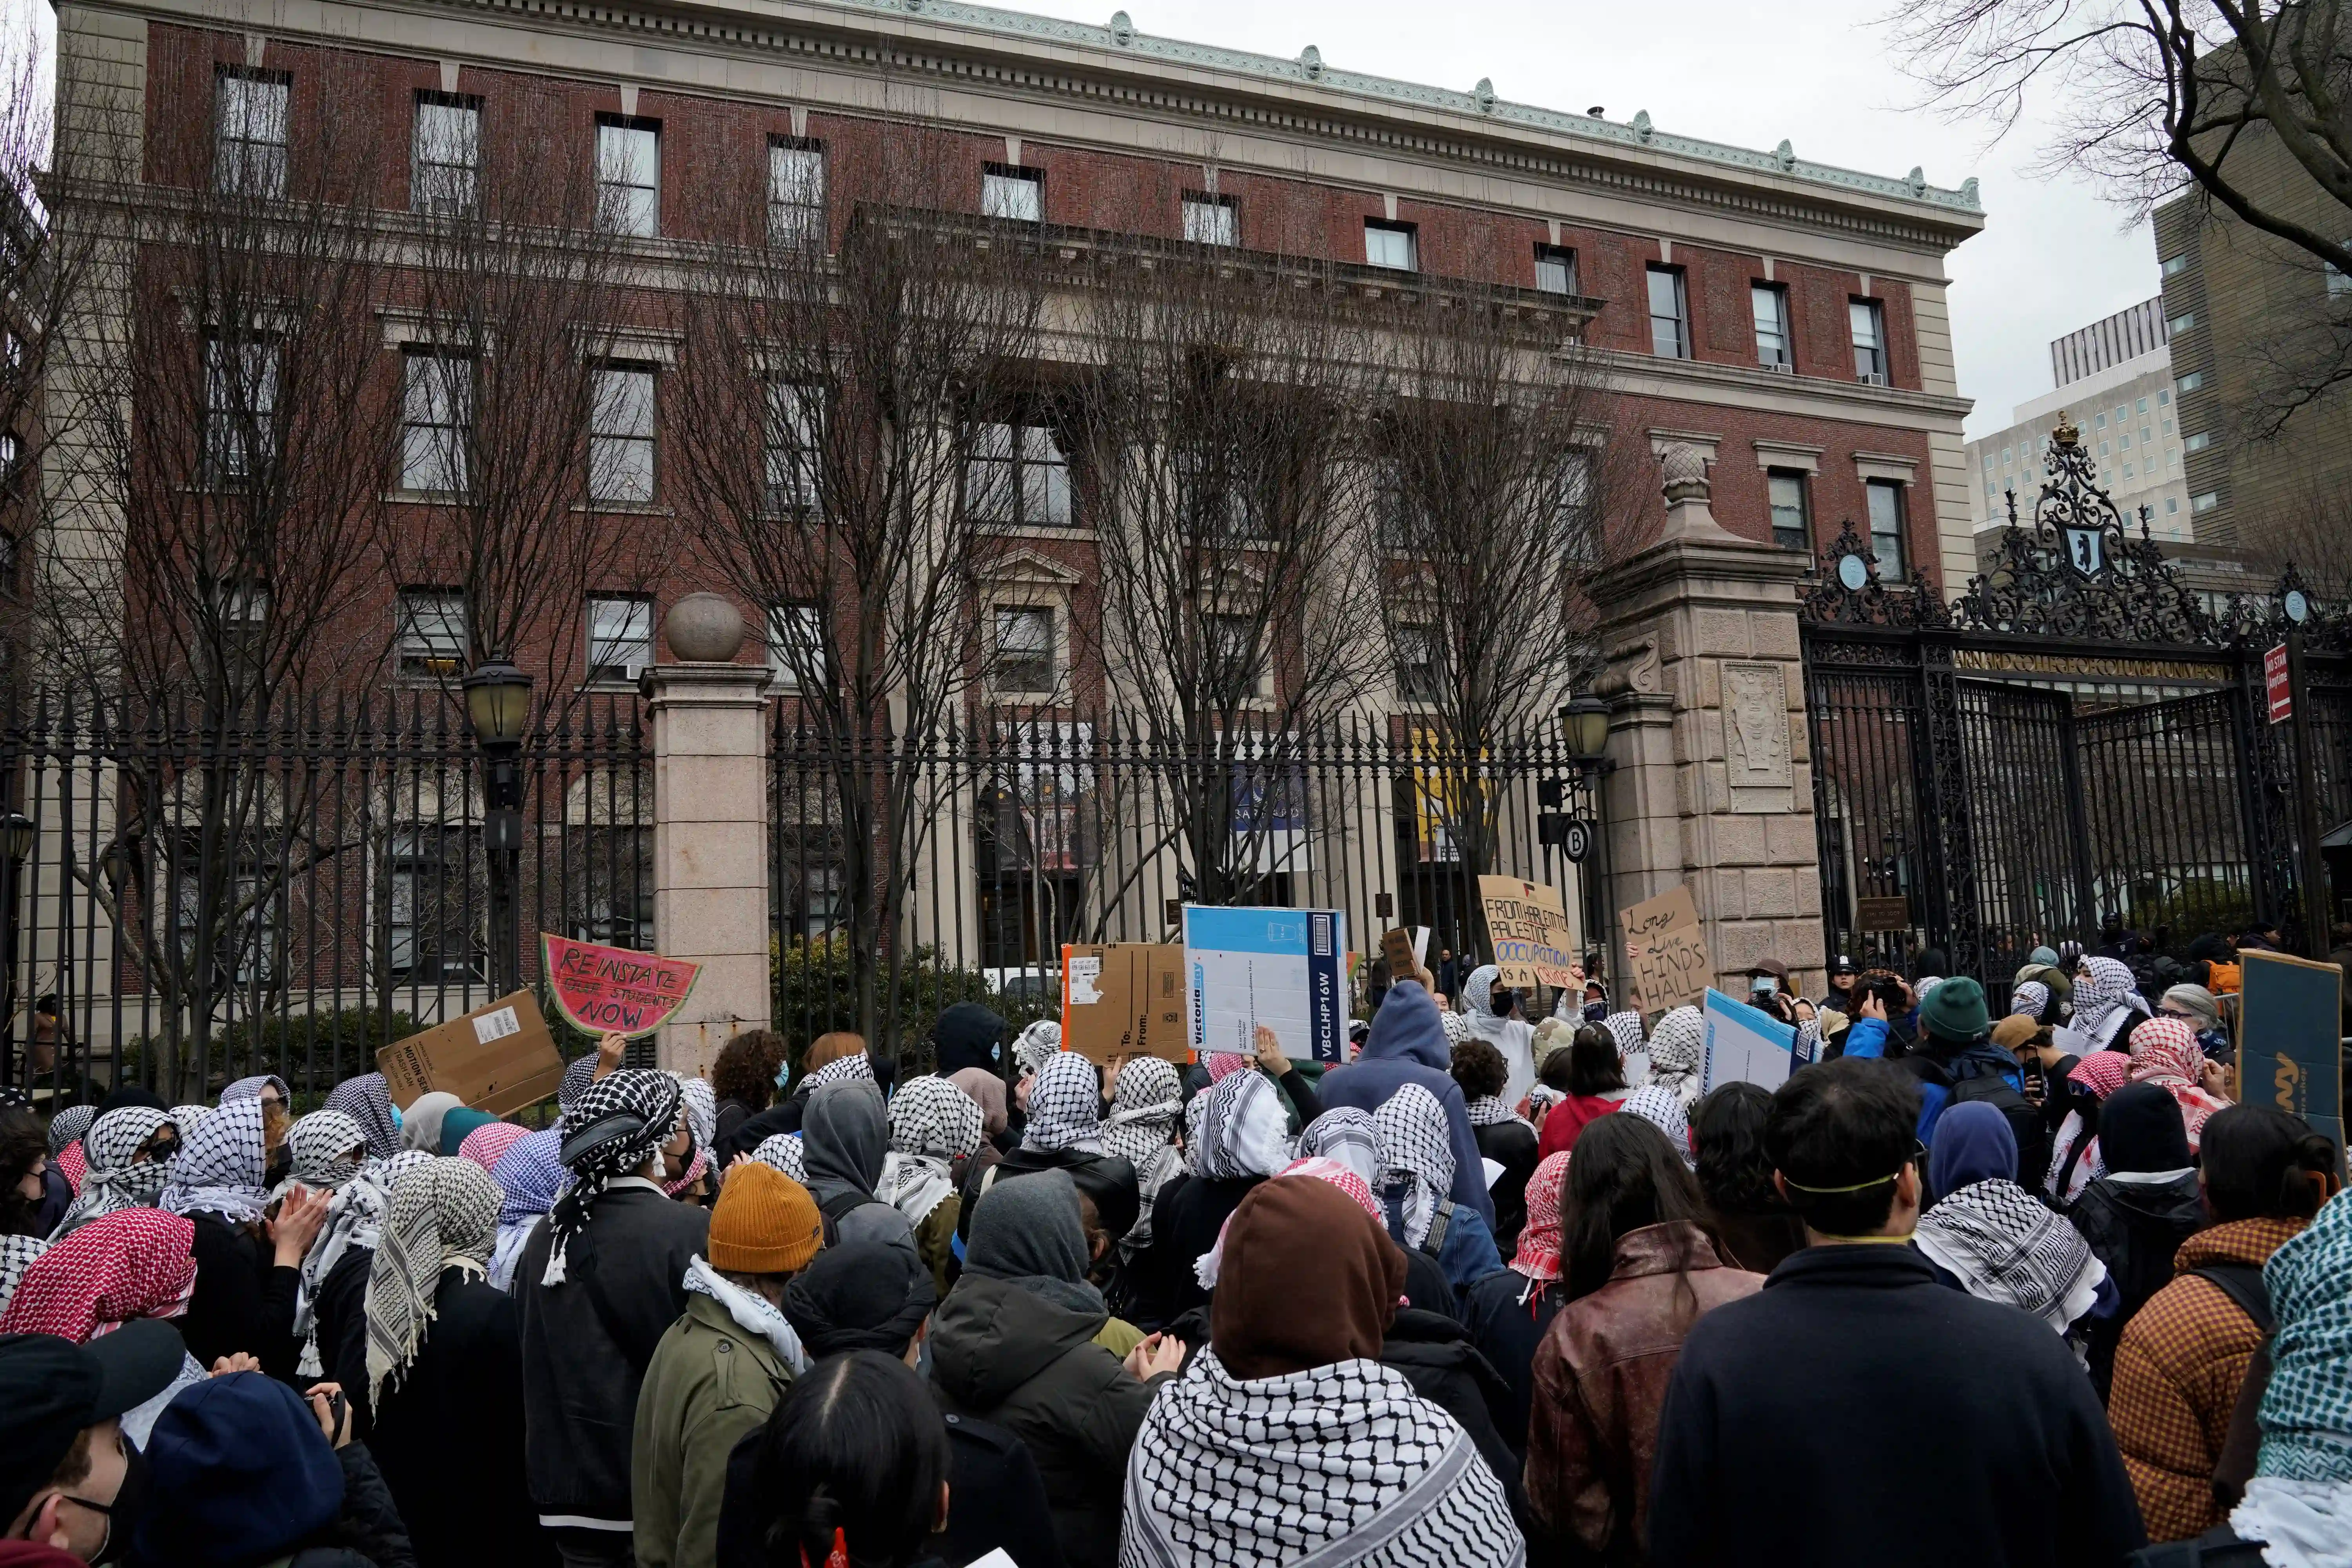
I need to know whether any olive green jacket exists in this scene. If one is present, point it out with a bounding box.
[631,1290,795,1568]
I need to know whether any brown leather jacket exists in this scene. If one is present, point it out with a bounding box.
[1524,1221,1764,1561]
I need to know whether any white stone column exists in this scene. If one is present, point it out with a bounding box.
[648,595,772,1076]
[1590,445,1825,1002]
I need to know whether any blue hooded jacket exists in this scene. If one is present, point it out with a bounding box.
[1317,981,1494,1225]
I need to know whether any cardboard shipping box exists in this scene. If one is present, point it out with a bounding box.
[376,990,567,1117]
[1062,943,1191,1063]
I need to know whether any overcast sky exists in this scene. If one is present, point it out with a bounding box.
[1,0,2144,438]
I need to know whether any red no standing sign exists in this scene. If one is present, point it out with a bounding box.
[2265,644,2292,725]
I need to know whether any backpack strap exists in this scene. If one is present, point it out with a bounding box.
[1420,1201,1454,1259]
[816,1185,867,1247]
[2189,1263,2275,1335]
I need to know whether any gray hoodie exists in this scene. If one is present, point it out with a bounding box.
[802,1082,918,1256]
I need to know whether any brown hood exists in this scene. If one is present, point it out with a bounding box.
[1212,1176,1405,1380]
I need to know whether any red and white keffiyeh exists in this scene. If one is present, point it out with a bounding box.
[2128,1016,2229,1152]
[1510,1151,1572,1287]
[0,1208,196,1343]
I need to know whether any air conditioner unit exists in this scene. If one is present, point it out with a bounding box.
[1767,360,1794,375]
[1860,371,1888,387]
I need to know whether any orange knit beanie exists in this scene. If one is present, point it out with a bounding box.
[708,1161,823,1274]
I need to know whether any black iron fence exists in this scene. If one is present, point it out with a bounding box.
[0,689,651,1105]
[768,708,1603,1056]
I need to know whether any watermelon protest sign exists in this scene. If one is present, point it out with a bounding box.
[541,934,702,1038]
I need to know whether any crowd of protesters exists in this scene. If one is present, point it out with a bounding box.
[0,922,2346,1568]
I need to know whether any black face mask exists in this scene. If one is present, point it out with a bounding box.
[57,1438,145,1568]
[140,1137,179,1165]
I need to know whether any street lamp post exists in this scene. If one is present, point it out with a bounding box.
[1560,695,1612,995]
[463,659,533,997]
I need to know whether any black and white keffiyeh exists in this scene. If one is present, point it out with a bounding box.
[323,1074,403,1160]
[1912,1177,2108,1335]
[1619,1085,1695,1168]
[289,1148,430,1374]
[557,1055,599,1118]
[0,1233,47,1318]
[47,1105,97,1158]
[2010,981,2051,1020]
[753,1132,806,1182]
[168,1105,213,1138]
[1119,1349,1524,1568]
[540,1069,682,1287]
[1023,1051,1106,1155]
[220,1074,288,1107]
[1013,1020,1063,1080]
[1296,1109,1383,1194]
[1646,1006,1705,1109]
[890,1075,984,1163]
[800,1051,874,1098]
[677,1076,717,1155]
[161,1097,271,1225]
[1185,1071,1290,1181]
[1374,1084,1454,1250]
[1463,1094,1517,1128]
[53,1107,172,1237]
[1102,1057,1183,1168]
[365,1156,500,1406]
[279,1111,368,1194]
[1602,1011,1648,1061]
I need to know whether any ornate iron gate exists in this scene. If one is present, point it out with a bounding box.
[1800,422,2350,999]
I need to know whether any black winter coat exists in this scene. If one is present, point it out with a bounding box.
[927,1274,1168,1568]
[1648,1244,2146,1568]
[516,1181,710,1529]
[1123,1172,1259,1329]
[1460,1268,1566,1450]
[369,1267,552,1568]
[309,1441,421,1568]
[2070,1171,2207,1401]
[181,1213,301,1380]
[715,1408,1069,1568]
[315,1247,375,1433]
[1473,1118,1541,1257]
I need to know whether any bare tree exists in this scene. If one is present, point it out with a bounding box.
[38,54,403,1094]
[1065,238,1386,913]
[666,115,1045,1049]
[2244,472,2352,601]
[1371,292,1626,919]
[376,79,650,705]
[1885,2,2352,417]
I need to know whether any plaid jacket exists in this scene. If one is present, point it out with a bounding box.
[2106,1216,2305,1543]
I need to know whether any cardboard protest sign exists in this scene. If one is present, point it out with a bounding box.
[1702,987,1798,1094]
[1061,944,1190,1064]
[541,934,703,1038]
[1379,926,1429,984]
[2237,949,2346,1160]
[1477,877,1576,989]
[376,990,566,1116]
[1183,906,1348,1066]
[1621,884,1710,1013]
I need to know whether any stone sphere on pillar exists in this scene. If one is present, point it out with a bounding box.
[664,593,746,662]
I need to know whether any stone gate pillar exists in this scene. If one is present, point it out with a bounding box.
[646,594,773,1076]
[1591,446,1825,1002]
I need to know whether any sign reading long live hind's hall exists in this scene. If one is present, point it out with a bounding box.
[541,933,703,1038]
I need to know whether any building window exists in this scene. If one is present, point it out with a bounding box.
[399,352,472,495]
[1766,469,1811,551]
[1849,298,1888,383]
[2192,491,2220,513]
[2167,310,2196,335]
[589,365,657,505]
[768,138,826,247]
[1752,283,1793,370]
[411,93,480,216]
[765,383,822,514]
[767,603,825,690]
[2178,372,2203,392]
[1534,245,1577,295]
[2160,387,2172,403]
[982,164,1043,224]
[990,606,1055,694]
[2185,430,2210,453]
[2122,464,2134,479]
[2165,496,2180,515]
[395,589,467,680]
[2115,403,2128,422]
[595,119,660,237]
[1364,220,1417,271]
[1646,266,1689,359]
[2120,431,2132,450]
[214,69,289,198]
[1207,613,1271,698]
[1865,479,1907,577]
[2099,441,2110,457]
[585,595,653,685]
[2096,413,2107,429]
[2135,397,2149,415]
[2161,254,2189,276]
[1394,625,1437,703]
[2001,446,2012,465]
[203,337,278,484]
[966,423,1072,528]
[1183,192,1238,246]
